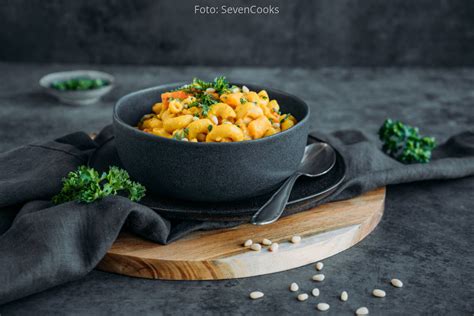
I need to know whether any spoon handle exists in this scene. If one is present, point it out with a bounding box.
[251,173,301,225]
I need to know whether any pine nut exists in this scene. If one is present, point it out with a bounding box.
[243,239,253,247]
[242,85,250,93]
[312,274,325,282]
[249,291,264,299]
[231,87,240,93]
[205,88,215,93]
[316,262,324,271]
[211,116,218,125]
[356,307,369,315]
[340,291,348,301]
[290,282,299,292]
[297,293,309,301]
[316,303,330,311]
[311,288,320,297]
[262,238,272,246]
[181,138,189,142]
[391,279,403,288]
[372,289,386,298]
[250,243,261,251]
[291,235,301,243]
[269,243,279,252]
[272,122,280,128]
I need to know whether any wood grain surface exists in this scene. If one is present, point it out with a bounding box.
[97,187,385,280]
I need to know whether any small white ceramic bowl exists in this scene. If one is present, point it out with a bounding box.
[40,70,115,105]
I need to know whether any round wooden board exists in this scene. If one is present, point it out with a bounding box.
[97,187,385,280]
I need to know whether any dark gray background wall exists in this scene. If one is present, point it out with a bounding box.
[1,0,473,66]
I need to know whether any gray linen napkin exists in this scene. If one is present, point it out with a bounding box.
[1,126,473,304]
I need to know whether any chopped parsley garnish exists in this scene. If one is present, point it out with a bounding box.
[178,76,230,94]
[178,77,226,116]
[201,93,219,105]
[51,77,110,91]
[213,77,231,94]
[240,97,247,104]
[207,125,213,132]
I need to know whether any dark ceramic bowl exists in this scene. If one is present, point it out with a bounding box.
[113,83,310,202]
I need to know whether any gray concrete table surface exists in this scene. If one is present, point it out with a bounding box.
[0,63,473,315]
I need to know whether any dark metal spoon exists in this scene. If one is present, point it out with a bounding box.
[251,142,336,225]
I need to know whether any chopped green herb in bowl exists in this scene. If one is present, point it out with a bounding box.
[39,70,115,105]
[50,77,110,91]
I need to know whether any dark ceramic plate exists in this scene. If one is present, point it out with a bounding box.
[89,135,346,221]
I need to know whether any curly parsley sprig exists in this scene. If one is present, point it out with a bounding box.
[52,166,146,204]
[378,119,436,164]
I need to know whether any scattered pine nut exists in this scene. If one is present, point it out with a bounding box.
[297,293,309,301]
[243,239,253,247]
[205,88,216,93]
[242,85,250,93]
[290,282,299,292]
[312,274,325,282]
[250,243,261,251]
[249,291,264,299]
[391,279,403,288]
[262,238,272,246]
[291,235,301,243]
[316,303,330,311]
[311,288,320,297]
[316,262,324,271]
[356,307,369,315]
[340,291,348,301]
[269,243,279,252]
[372,289,386,298]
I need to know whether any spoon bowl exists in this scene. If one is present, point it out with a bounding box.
[299,143,336,177]
[251,142,336,225]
